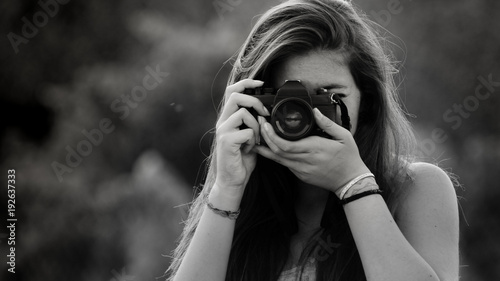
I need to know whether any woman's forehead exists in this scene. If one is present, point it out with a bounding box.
[270,50,354,90]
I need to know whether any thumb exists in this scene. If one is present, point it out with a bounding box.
[313,108,347,140]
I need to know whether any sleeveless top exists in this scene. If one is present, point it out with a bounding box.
[277,258,316,281]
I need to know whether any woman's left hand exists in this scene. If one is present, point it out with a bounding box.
[253,108,371,197]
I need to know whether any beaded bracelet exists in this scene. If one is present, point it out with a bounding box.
[341,189,383,205]
[203,193,240,220]
[339,173,375,199]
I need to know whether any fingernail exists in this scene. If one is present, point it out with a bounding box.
[263,106,270,116]
[313,108,321,116]
[264,122,271,132]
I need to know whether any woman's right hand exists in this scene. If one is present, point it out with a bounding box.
[213,79,270,201]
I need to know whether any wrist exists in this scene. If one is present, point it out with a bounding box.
[335,172,377,199]
[333,164,371,194]
[208,183,244,212]
[342,177,379,199]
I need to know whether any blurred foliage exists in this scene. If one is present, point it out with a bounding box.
[0,0,499,280]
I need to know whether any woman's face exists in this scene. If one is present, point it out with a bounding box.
[270,50,361,134]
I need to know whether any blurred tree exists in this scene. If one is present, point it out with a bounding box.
[0,0,498,280]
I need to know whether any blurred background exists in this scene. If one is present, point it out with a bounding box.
[0,0,498,280]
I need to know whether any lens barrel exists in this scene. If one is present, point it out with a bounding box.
[271,98,314,140]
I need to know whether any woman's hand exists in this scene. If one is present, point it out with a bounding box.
[254,108,370,197]
[214,79,270,198]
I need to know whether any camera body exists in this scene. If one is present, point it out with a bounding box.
[244,80,351,141]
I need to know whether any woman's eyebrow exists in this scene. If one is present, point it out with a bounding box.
[315,83,348,90]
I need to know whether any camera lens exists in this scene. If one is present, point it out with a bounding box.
[271,98,313,140]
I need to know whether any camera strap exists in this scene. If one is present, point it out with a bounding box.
[331,95,351,130]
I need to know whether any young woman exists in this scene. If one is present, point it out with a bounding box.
[167,0,459,280]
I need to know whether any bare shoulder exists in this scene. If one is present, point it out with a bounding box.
[395,162,459,280]
[405,162,457,204]
[396,162,458,219]
[409,161,453,182]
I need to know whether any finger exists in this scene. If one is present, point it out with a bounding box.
[241,129,257,154]
[313,108,349,140]
[219,108,261,144]
[260,121,310,154]
[224,79,264,97]
[219,128,256,152]
[219,93,270,126]
[223,79,268,118]
[225,92,270,117]
[252,145,298,169]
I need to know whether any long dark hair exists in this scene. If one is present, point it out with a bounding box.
[167,0,416,280]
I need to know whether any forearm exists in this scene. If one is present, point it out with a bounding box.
[344,195,439,281]
[173,186,241,281]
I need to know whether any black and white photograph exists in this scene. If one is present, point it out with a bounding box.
[1,0,499,280]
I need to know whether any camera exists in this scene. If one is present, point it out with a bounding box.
[244,80,351,141]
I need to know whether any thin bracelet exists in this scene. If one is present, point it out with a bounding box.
[203,193,240,220]
[339,173,375,199]
[341,189,383,205]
